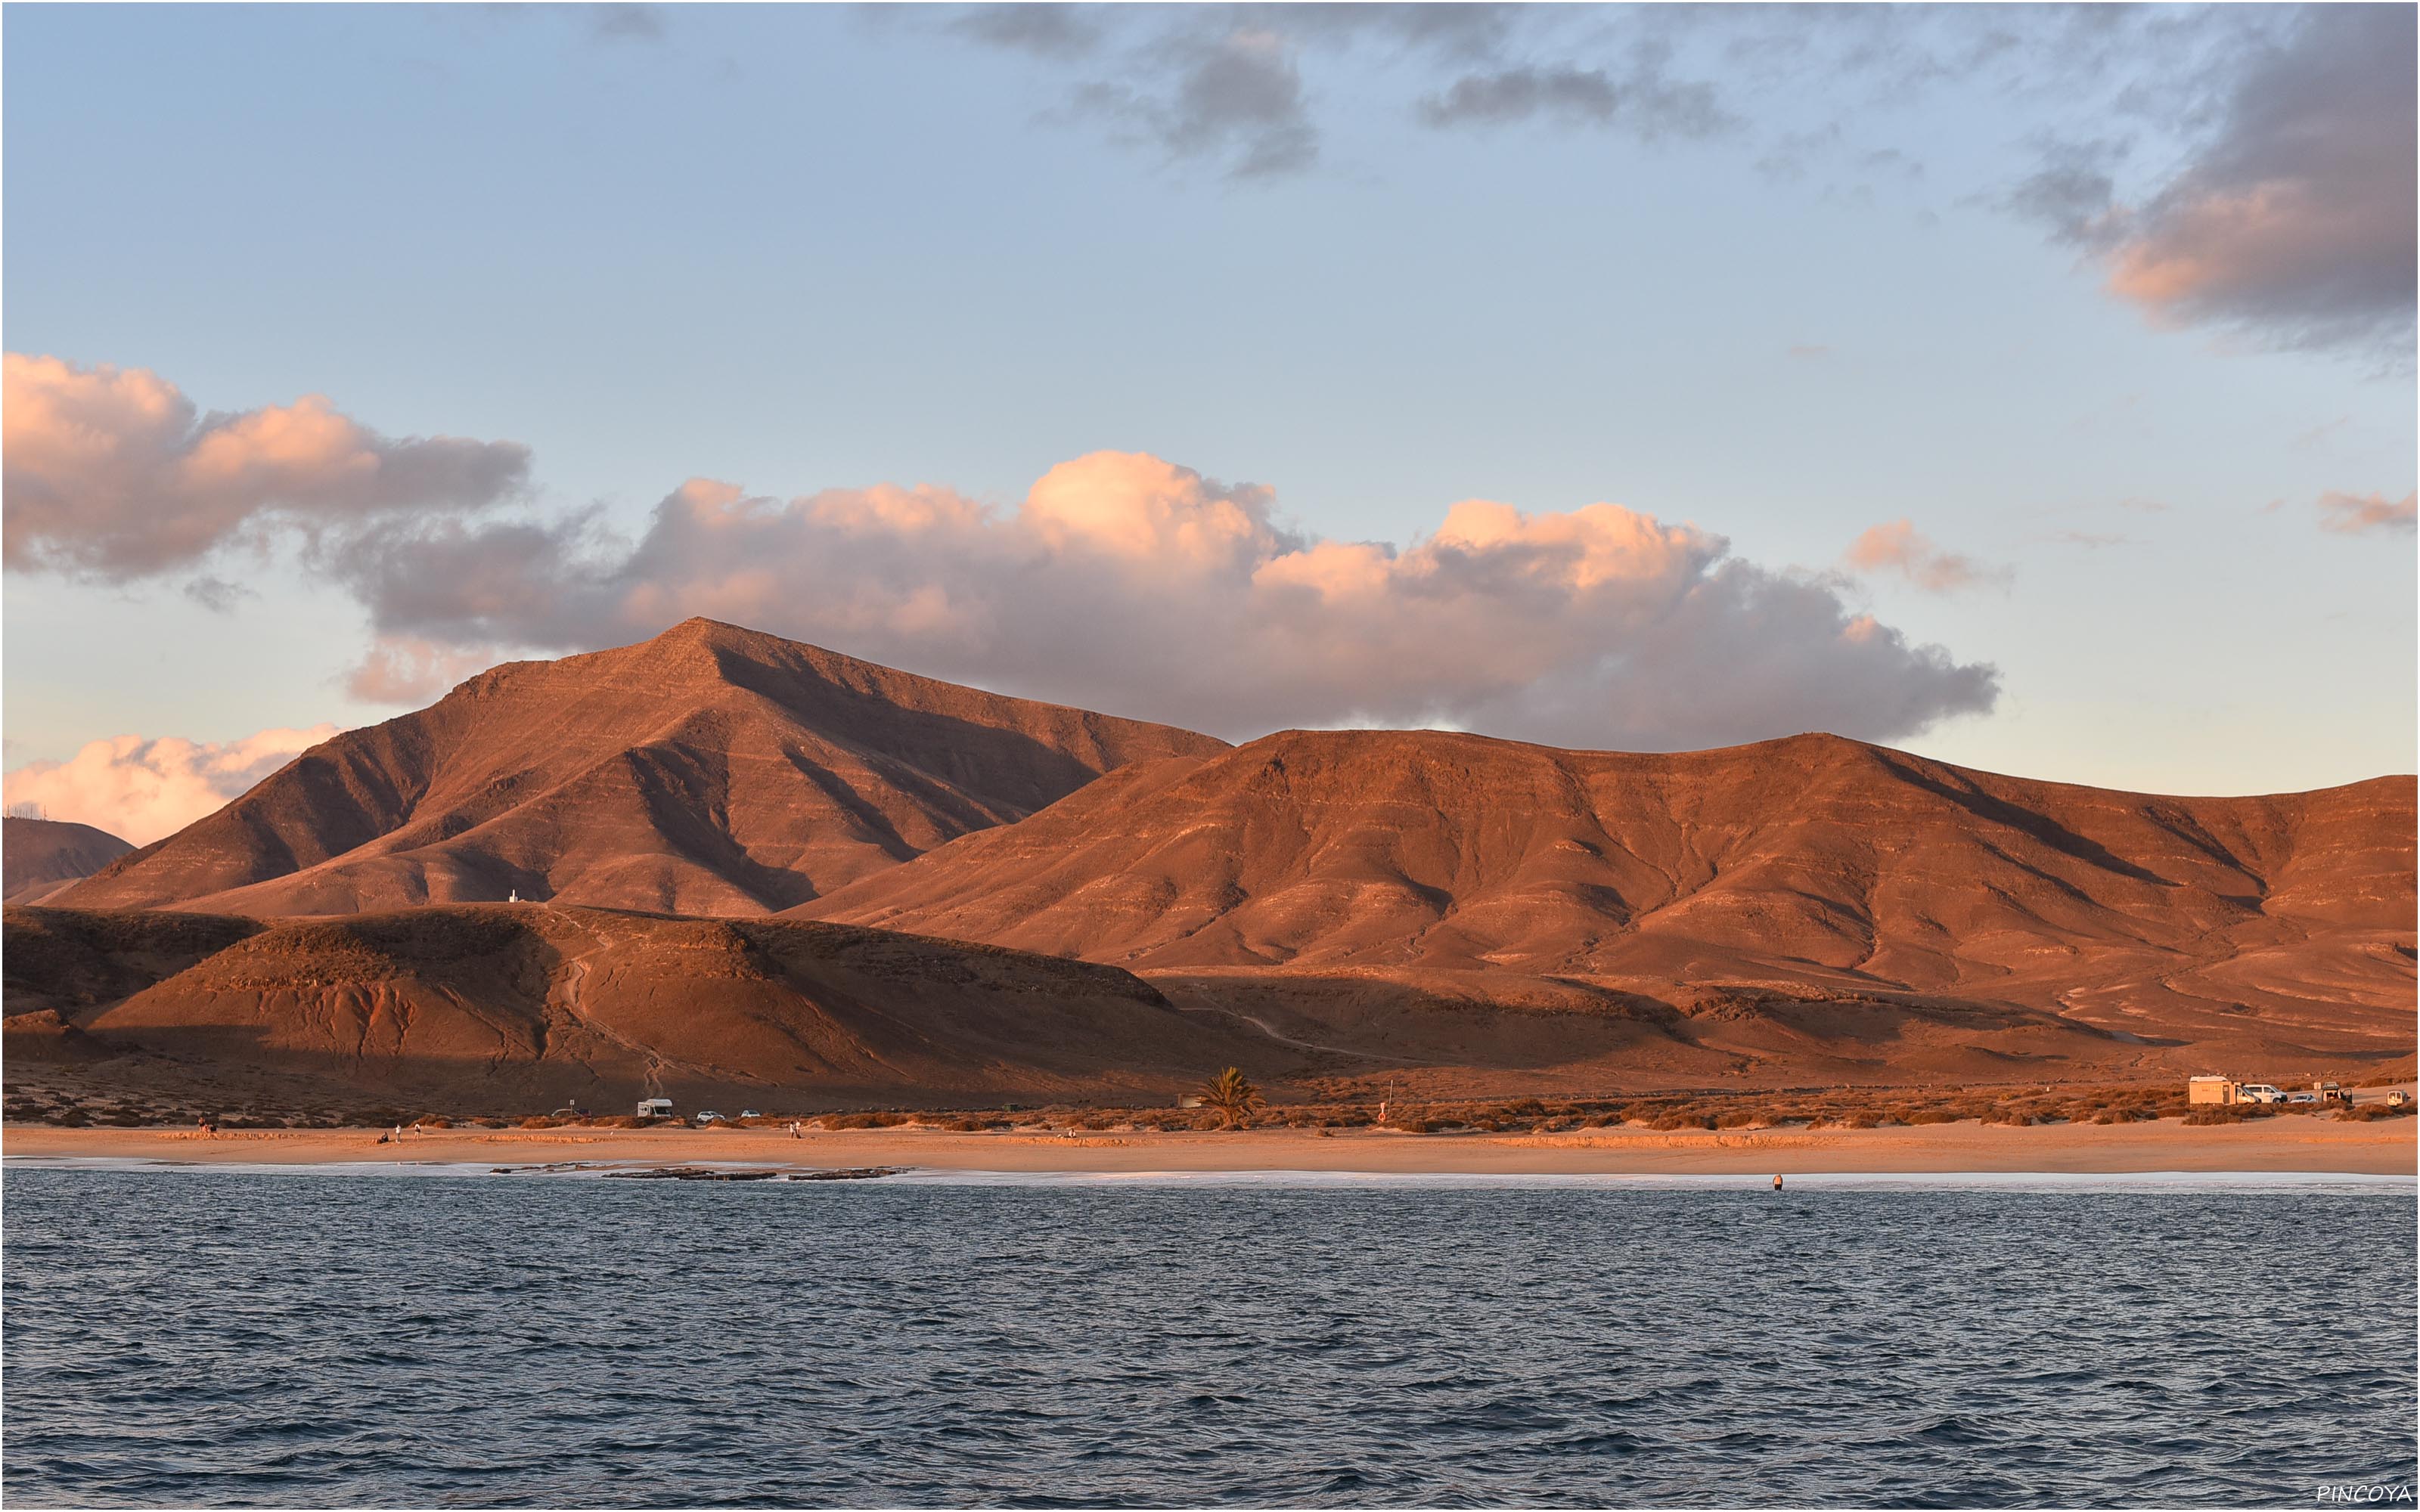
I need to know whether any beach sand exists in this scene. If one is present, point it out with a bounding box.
[6,1117,2412,1176]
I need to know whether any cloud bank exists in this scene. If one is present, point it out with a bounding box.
[1,725,342,846]
[2,353,529,578]
[330,450,2000,750]
[0,354,2002,754]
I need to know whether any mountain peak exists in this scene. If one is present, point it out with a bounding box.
[53,627,1224,917]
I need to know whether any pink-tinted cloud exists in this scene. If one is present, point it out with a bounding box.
[2,724,343,845]
[1843,519,2005,593]
[2009,8,2414,358]
[2316,491,2418,536]
[2,353,529,578]
[330,450,1999,749]
[346,637,503,705]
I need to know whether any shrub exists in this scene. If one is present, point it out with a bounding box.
[2339,1104,2413,1122]
[518,1117,560,1129]
[822,1111,911,1129]
[2183,1105,2276,1125]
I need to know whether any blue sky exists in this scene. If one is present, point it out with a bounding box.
[4,4,2413,841]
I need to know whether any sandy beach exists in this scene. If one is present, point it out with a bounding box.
[7,1116,2412,1176]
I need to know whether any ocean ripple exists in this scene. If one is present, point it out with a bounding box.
[4,1172,2413,1507]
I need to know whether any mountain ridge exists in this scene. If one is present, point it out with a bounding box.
[794,726,2415,1051]
[3,816,137,903]
[57,618,1225,917]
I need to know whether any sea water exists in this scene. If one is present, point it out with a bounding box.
[4,1167,2412,1507]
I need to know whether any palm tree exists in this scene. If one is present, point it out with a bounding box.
[1202,1066,1264,1129]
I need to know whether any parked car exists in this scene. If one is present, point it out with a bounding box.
[2388,1091,2411,1108]
[694,1110,728,1125]
[2236,1084,2285,1105]
[2285,1092,2319,1105]
[740,1109,762,1120]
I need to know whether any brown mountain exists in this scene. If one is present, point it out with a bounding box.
[3,816,135,903]
[799,729,2416,1073]
[54,619,1224,918]
[2,903,1283,1111]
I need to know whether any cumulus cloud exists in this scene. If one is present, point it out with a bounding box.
[1844,520,2006,593]
[2008,7,2417,360]
[2,353,530,579]
[2315,491,2418,536]
[2,725,343,846]
[330,450,1998,750]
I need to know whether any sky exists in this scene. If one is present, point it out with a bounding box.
[3,2,2414,844]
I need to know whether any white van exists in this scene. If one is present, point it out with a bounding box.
[2235,1083,2285,1105]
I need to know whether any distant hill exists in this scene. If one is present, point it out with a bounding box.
[2,903,1282,1111]
[27,619,2413,1102]
[798,728,2416,1058]
[54,618,1224,917]
[3,816,135,903]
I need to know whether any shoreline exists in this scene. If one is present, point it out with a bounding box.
[7,1117,2413,1176]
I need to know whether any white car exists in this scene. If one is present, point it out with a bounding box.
[2236,1084,2285,1105]
[694,1110,728,1125]
[2284,1092,2319,1105]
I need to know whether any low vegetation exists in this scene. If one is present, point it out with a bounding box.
[1200,1067,1265,1130]
[2,1072,2406,1134]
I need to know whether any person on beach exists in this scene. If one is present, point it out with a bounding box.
[1772,1174,1783,1191]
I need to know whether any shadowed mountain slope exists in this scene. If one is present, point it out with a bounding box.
[4,816,136,903]
[54,620,1224,918]
[799,729,2416,1049]
[2,903,1282,1110]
